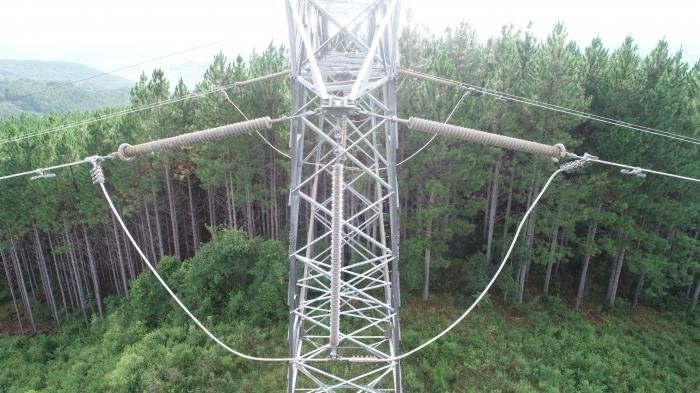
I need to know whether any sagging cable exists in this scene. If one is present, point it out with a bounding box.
[567,153,700,184]
[0,153,115,182]
[95,169,328,363]
[349,155,591,363]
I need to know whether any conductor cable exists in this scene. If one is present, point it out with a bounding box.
[99,178,328,363]
[350,158,584,363]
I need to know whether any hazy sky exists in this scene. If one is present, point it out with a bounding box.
[2,0,698,83]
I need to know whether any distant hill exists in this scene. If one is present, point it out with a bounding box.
[0,60,133,117]
[0,60,133,89]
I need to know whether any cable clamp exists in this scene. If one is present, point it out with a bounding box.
[86,155,106,185]
[621,167,646,178]
[460,84,475,94]
[560,153,595,173]
[30,169,56,181]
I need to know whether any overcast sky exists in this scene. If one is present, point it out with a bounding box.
[2,0,698,83]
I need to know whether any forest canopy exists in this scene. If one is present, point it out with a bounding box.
[0,21,699,392]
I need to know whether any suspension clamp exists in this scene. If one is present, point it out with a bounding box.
[30,169,56,181]
[86,155,106,185]
[560,153,595,173]
[621,167,646,178]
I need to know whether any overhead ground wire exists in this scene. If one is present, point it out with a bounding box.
[398,68,700,146]
[0,70,289,146]
[12,35,241,104]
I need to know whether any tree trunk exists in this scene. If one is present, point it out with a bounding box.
[501,163,515,260]
[59,254,76,310]
[47,235,68,314]
[188,175,200,251]
[606,234,624,302]
[261,202,267,238]
[1,250,24,333]
[153,193,165,259]
[575,223,597,310]
[66,228,88,325]
[516,184,537,305]
[164,159,180,259]
[606,259,617,301]
[144,204,157,265]
[483,169,492,241]
[632,272,645,309]
[104,238,119,296]
[207,185,217,228]
[73,229,93,308]
[608,247,625,309]
[486,154,501,264]
[33,226,59,324]
[11,238,36,333]
[245,186,254,238]
[554,234,566,277]
[112,215,129,297]
[20,245,38,304]
[137,209,150,267]
[422,191,435,302]
[226,173,234,229]
[271,155,279,241]
[82,225,103,317]
[226,171,238,230]
[690,276,700,313]
[543,226,559,296]
[121,220,137,276]
[516,261,528,305]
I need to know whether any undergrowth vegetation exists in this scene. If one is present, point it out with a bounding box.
[1,231,698,392]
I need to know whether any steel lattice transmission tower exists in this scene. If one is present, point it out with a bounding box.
[285,0,404,391]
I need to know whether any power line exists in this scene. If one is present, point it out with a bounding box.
[398,68,700,146]
[351,151,700,363]
[391,164,566,361]
[0,112,305,181]
[11,35,239,103]
[0,155,110,182]
[396,90,469,167]
[101,179,294,362]
[95,142,567,364]
[0,92,213,146]
[0,70,289,146]
[220,89,293,159]
[3,99,698,367]
[98,170,331,362]
[570,153,700,184]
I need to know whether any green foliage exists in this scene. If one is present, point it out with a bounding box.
[184,229,287,324]
[0,230,289,392]
[398,297,700,392]
[129,256,182,327]
[0,79,130,117]
[3,265,700,392]
[0,19,699,393]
